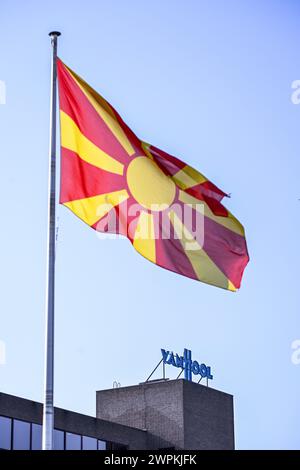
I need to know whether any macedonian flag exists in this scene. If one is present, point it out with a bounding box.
[57,59,249,291]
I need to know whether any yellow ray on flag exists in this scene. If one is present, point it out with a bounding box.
[133,211,156,263]
[169,210,236,291]
[141,141,154,160]
[178,190,245,237]
[64,65,136,157]
[172,165,207,190]
[64,189,129,226]
[60,111,124,175]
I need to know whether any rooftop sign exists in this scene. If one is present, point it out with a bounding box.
[161,348,213,382]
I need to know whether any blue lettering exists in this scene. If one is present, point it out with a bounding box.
[161,347,213,382]
[184,349,192,381]
[200,363,208,378]
[175,354,184,368]
[167,352,176,367]
[192,360,200,375]
[161,349,169,364]
[207,366,213,380]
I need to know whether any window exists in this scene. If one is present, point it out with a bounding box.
[13,419,30,450]
[106,441,126,450]
[0,416,111,451]
[82,436,97,450]
[65,432,81,450]
[0,416,11,450]
[97,439,106,450]
[54,429,65,450]
[31,423,42,450]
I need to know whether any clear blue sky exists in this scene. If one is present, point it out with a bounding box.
[1,0,299,450]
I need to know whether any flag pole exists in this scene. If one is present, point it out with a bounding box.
[42,30,61,451]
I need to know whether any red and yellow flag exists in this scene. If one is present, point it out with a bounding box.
[57,59,249,291]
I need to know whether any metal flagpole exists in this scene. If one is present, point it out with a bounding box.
[42,31,61,451]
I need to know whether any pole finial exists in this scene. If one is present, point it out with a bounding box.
[49,31,61,37]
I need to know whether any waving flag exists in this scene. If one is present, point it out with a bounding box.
[57,58,249,291]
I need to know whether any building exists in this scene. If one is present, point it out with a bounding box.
[0,379,234,450]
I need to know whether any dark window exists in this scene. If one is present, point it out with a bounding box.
[82,436,97,450]
[65,432,81,450]
[106,441,127,450]
[53,429,64,450]
[13,419,30,450]
[31,423,42,450]
[97,439,106,450]
[0,416,12,450]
